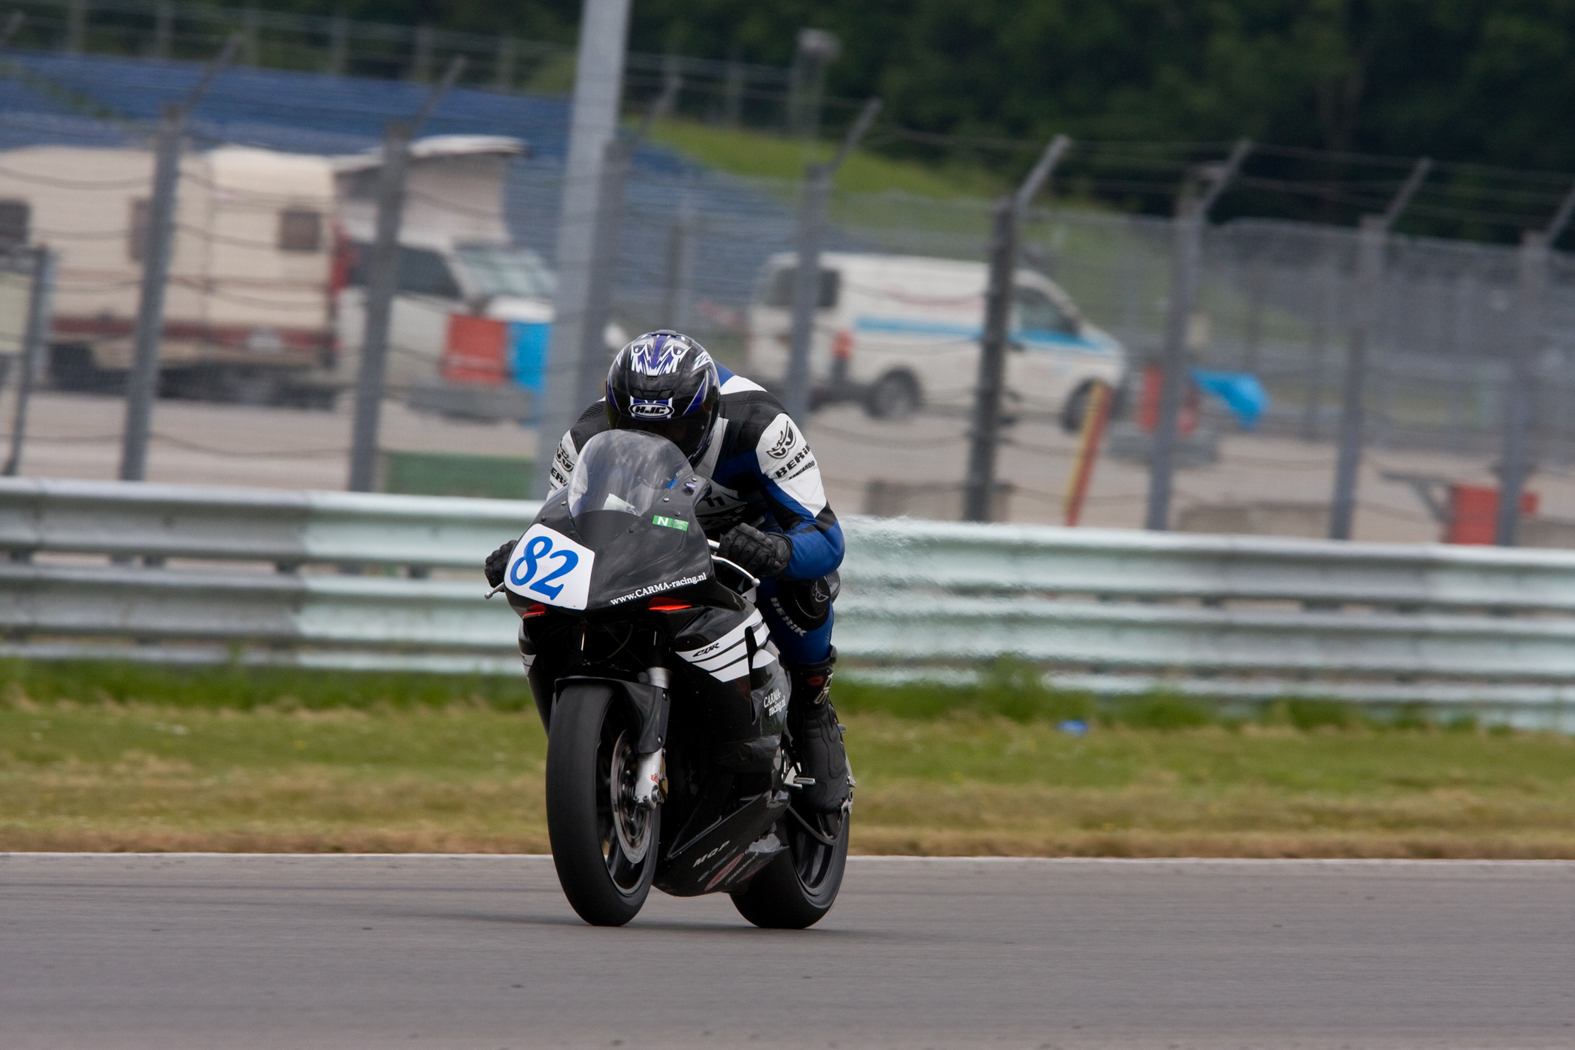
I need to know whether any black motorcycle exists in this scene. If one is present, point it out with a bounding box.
[495,429,849,928]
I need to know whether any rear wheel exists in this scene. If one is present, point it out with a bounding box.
[730,805,849,929]
[545,683,659,926]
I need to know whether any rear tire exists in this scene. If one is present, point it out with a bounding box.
[730,806,849,929]
[546,683,659,926]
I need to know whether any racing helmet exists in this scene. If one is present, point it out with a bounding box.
[604,331,721,463]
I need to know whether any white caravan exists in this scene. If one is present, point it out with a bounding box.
[746,252,1126,426]
[0,144,337,402]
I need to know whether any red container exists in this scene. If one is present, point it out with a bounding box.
[1444,484,1538,545]
[441,314,508,385]
[1136,364,1199,435]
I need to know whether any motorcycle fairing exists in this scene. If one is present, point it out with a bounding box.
[531,496,716,615]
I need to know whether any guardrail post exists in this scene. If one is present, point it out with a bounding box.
[1329,156,1431,540]
[4,248,55,477]
[1145,139,1249,531]
[964,135,1070,523]
[783,97,881,425]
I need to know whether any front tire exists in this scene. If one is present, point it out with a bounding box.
[545,683,659,926]
[730,806,850,929]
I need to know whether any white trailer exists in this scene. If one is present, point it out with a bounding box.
[0,144,338,404]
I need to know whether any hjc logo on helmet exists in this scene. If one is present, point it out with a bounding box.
[629,399,674,419]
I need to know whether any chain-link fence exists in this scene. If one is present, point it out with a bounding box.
[3,45,1575,539]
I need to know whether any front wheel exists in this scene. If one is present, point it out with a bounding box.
[730,806,850,929]
[545,683,659,926]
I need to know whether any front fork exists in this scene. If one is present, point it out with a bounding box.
[631,665,669,809]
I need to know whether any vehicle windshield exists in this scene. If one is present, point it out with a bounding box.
[454,245,558,300]
[566,430,692,522]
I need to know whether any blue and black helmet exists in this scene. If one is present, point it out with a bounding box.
[605,331,721,463]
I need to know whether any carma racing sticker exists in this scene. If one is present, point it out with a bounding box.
[505,524,596,610]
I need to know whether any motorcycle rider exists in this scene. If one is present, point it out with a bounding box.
[485,330,852,814]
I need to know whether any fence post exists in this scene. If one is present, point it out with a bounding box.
[783,97,881,426]
[345,122,410,493]
[4,248,55,477]
[1497,181,1575,545]
[1497,231,1545,546]
[119,36,240,483]
[533,0,631,498]
[664,197,698,332]
[118,106,182,482]
[1328,156,1431,540]
[963,134,1071,523]
[346,57,463,494]
[1145,139,1250,531]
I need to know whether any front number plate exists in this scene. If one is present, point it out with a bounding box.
[504,523,596,610]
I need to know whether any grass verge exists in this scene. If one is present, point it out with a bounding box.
[648,117,1005,199]
[1,660,1571,857]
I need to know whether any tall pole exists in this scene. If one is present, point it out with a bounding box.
[346,122,411,493]
[572,71,682,412]
[1144,139,1251,531]
[1327,156,1432,540]
[4,248,55,477]
[345,57,464,493]
[782,97,882,425]
[963,134,1072,523]
[118,35,240,483]
[1496,179,1575,546]
[533,0,632,498]
[664,196,698,331]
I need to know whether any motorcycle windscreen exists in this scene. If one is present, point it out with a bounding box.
[556,429,713,610]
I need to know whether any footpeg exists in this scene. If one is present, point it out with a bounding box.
[782,765,817,789]
[632,749,665,808]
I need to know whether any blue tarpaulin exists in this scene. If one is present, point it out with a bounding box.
[1191,369,1270,429]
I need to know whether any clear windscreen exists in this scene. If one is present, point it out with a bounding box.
[566,430,692,522]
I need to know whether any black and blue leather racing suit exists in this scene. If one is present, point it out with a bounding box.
[547,364,843,666]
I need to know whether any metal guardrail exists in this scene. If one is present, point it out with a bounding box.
[2,478,1574,726]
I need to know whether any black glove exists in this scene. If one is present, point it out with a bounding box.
[484,539,517,588]
[717,523,792,579]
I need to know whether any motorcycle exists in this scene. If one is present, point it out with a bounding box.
[495,428,849,928]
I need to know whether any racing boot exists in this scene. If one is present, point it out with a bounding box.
[784,646,853,813]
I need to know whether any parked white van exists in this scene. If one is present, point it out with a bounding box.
[746,252,1126,427]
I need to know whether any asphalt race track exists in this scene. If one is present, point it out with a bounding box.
[1,855,1570,1049]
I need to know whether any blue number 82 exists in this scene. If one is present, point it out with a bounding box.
[509,534,579,600]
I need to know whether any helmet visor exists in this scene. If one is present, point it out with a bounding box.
[615,412,711,460]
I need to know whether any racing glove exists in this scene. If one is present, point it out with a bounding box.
[484,539,516,588]
[717,523,793,579]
